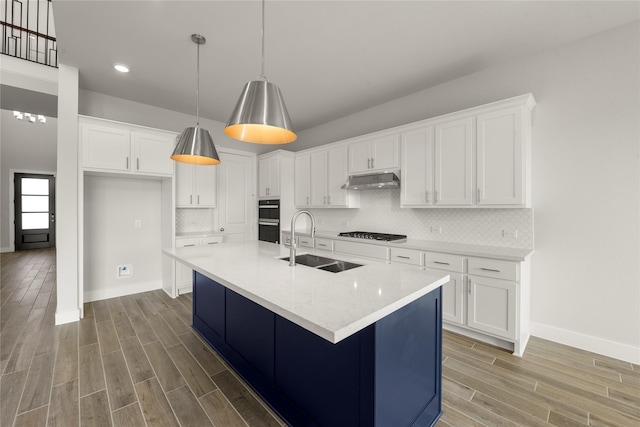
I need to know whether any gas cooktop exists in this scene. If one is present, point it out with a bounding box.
[338,231,407,242]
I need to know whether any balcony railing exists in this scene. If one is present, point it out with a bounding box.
[1,0,57,67]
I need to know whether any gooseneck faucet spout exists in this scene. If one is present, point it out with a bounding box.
[289,210,316,267]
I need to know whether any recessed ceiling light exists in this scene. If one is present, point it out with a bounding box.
[114,64,130,73]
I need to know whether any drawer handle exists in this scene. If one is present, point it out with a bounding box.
[317,243,327,247]
[207,242,219,245]
[433,261,450,265]
[480,267,501,273]
[183,244,196,247]
[396,255,411,259]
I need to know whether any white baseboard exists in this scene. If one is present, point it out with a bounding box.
[84,281,161,302]
[530,322,640,365]
[55,309,80,325]
[0,247,13,253]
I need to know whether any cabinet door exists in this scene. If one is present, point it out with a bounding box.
[370,134,399,171]
[476,107,524,206]
[132,132,174,176]
[193,272,225,339]
[347,140,371,174]
[467,275,517,340]
[82,124,130,171]
[258,157,270,198]
[434,117,473,205]
[268,157,280,197]
[226,290,275,383]
[175,238,200,293]
[401,126,434,206]
[194,165,217,207]
[440,272,465,325]
[175,162,195,207]
[327,146,349,207]
[310,150,328,206]
[294,154,311,207]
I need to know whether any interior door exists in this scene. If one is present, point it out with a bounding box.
[14,173,56,250]
[217,151,256,242]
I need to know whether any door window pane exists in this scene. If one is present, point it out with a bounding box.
[22,178,49,195]
[22,195,49,212]
[22,213,49,229]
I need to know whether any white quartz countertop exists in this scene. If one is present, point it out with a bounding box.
[282,230,534,261]
[163,241,449,344]
[176,231,223,239]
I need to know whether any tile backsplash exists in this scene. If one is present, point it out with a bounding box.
[309,190,533,249]
[176,208,214,233]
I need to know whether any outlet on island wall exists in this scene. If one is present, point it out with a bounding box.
[308,190,533,249]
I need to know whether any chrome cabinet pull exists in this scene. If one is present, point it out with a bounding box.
[183,244,196,247]
[137,158,140,170]
[425,191,429,203]
[468,278,471,295]
[396,255,411,259]
[190,195,193,205]
[433,261,450,265]
[371,158,375,169]
[306,196,309,205]
[434,190,438,203]
[126,156,129,169]
[207,242,219,245]
[477,188,481,202]
[480,267,501,272]
[317,243,327,247]
[197,195,200,204]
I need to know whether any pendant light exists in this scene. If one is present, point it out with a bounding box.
[171,34,220,165]
[224,0,296,144]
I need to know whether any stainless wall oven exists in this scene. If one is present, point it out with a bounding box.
[258,199,280,243]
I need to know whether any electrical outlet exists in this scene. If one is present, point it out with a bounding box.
[502,229,518,239]
[117,265,133,278]
[430,226,442,234]
[134,220,142,228]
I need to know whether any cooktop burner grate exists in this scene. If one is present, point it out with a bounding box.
[338,231,407,242]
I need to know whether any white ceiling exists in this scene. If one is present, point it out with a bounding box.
[50,0,639,134]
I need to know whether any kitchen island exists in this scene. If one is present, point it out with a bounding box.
[164,241,449,427]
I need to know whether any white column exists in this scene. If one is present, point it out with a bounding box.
[55,64,80,324]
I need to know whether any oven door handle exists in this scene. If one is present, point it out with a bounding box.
[258,205,279,209]
[259,222,280,226]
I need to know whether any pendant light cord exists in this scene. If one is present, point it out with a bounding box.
[260,0,265,80]
[196,40,201,126]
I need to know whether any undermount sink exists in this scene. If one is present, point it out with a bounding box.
[280,254,363,273]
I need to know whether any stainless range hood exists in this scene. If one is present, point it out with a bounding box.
[341,171,400,190]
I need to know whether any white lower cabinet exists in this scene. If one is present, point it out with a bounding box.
[441,272,466,326]
[175,236,223,295]
[467,275,517,340]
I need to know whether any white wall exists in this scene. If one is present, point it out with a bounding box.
[83,175,164,301]
[295,23,640,363]
[0,110,57,250]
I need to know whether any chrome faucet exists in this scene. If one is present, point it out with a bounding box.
[289,210,316,267]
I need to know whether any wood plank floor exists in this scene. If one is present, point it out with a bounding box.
[1,248,639,426]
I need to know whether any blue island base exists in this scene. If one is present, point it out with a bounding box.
[193,272,442,427]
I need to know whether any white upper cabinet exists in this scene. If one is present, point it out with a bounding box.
[80,118,175,177]
[348,134,399,174]
[296,146,359,209]
[327,146,358,207]
[175,162,216,208]
[258,156,280,198]
[400,126,435,206]
[131,132,174,175]
[294,154,311,207]
[434,117,474,206]
[476,106,525,206]
[399,94,534,208]
[310,150,328,206]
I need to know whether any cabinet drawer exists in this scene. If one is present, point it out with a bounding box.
[299,237,315,248]
[334,241,389,261]
[424,252,466,273]
[176,238,200,248]
[202,236,223,246]
[468,257,517,281]
[390,248,422,266]
[314,238,334,251]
